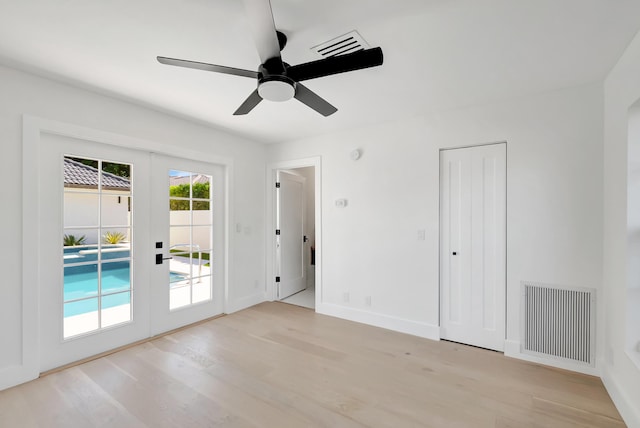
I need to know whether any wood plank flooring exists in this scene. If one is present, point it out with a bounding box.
[0,302,625,427]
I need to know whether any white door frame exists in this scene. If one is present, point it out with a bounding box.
[17,115,232,387]
[266,157,321,307]
[438,141,507,349]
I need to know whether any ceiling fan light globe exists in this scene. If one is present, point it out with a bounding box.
[258,80,295,102]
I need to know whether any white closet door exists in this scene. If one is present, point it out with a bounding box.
[440,143,506,351]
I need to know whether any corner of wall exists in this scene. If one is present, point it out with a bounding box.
[226,292,266,314]
[601,363,640,427]
[602,20,640,427]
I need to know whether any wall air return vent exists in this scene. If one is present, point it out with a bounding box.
[521,281,595,366]
[311,30,370,58]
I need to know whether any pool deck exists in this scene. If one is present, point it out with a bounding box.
[64,304,131,338]
[169,255,211,279]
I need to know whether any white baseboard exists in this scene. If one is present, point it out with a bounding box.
[601,364,640,428]
[0,363,38,392]
[316,302,440,341]
[504,340,599,376]
[226,293,266,314]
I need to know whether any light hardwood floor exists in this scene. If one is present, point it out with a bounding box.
[0,302,625,427]
[281,284,315,309]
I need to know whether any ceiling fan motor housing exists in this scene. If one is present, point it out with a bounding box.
[258,61,296,102]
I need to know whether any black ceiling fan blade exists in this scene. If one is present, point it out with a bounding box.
[241,0,282,64]
[157,56,259,79]
[287,47,383,82]
[294,83,337,117]
[233,89,263,115]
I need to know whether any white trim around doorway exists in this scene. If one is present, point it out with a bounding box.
[266,157,322,308]
[12,115,233,391]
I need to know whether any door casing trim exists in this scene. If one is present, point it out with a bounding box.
[16,115,232,389]
[266,157,321,307]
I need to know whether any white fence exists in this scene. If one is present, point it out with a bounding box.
[169,211,212,251]
[63,191,211,250]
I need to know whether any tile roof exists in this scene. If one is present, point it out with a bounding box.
[169,174,210,186]
[64,158,130,190]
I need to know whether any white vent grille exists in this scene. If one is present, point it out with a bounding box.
[522,282,595,365]
[311,30,370,58]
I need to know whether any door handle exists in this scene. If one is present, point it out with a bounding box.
[155,254,173,265]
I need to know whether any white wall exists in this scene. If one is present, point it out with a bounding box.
[0,64,266,389]
[267,83,604,368]
[602,28,640,426]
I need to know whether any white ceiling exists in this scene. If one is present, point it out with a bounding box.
[1,0,639,143]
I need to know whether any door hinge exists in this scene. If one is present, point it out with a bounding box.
[275,182,280,188]
[276,229,281,235]
[275,276,280,283]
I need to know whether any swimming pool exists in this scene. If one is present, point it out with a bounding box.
[63,245,130,264]
[63,246,187,317]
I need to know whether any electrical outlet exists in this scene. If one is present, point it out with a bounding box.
[343,291,350,303]
[417,229,426,241]
[365,296,372,306]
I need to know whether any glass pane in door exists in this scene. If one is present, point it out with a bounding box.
[62,157,133,338]
[168,170,214,310]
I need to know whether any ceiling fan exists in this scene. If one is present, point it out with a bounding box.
[157,0,384,117]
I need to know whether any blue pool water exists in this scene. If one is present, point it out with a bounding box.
[63,246,187,317]
[63,262,131,317]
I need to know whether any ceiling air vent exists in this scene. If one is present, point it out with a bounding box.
[311,30,370,58]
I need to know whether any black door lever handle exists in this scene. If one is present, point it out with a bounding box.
[155,254,173,264]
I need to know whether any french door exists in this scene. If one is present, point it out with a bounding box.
[150,154,224,335]
[440,143,506,351]
[38,134,224,372]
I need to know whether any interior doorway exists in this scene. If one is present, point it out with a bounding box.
[267,158,320,311]
[277,167,316,309]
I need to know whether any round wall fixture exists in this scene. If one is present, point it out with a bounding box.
[350,149,361,161]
